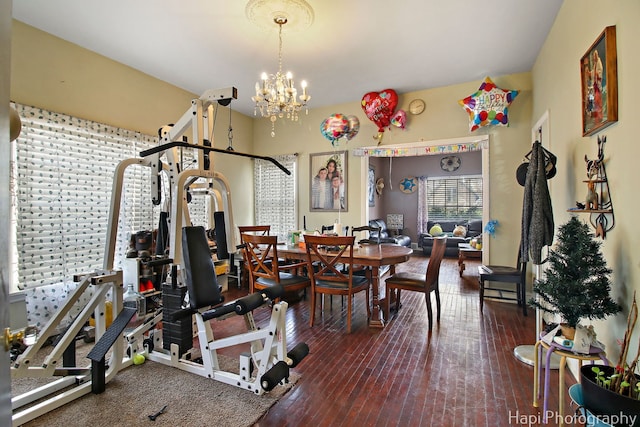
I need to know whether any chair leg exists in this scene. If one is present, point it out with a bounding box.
[309,291,316,327]
[395,289,402,312]
[384,284,390,321]
[425,292,433,331]
[347,292,352,334]
[434,287,441,323]
[521,282,528,316]
[479,277,485,313]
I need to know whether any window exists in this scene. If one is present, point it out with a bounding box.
[426,175,483,221]
[254,154,297,241]
[11,103,160,290]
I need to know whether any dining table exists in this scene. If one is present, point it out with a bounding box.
[277,243,413,328]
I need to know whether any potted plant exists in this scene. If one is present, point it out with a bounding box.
[580,292,640,426]
[528,216,621,339]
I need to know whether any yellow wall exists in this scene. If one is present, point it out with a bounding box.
[532,0,640,368]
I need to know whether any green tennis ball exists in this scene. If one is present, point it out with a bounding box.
[133,353,146,365]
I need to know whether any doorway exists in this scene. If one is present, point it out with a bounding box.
[358,135,490,262]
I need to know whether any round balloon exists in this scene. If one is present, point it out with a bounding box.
[459,77,519,132]
[320,113,349,145]
[361,89,398,132]
[345,115,360,141]
[390,109,406,129]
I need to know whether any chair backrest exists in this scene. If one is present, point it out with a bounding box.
[303,235,356,285]
[238,225,271,236]
[321,224,349,235]
[351,225,381,244]
[425,237,447,288]
[240,233,280,283]
[321,224,334,234]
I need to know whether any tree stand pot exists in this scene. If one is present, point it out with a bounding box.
[580,365,640,427]
[560,324,576,340]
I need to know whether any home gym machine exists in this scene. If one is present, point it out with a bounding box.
[11,88,308,426]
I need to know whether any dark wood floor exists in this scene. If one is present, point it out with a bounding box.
[216,255,577,427]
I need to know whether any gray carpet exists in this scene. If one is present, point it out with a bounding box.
[13,354,299,426]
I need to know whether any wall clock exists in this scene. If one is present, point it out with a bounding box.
[408,99,425,115]
[440,155,461,172]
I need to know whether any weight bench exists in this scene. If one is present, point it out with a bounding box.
[134,226,309,394]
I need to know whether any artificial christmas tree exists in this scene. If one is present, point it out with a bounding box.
[529,216,620,329]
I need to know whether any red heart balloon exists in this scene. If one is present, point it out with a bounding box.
[361,89,398,132]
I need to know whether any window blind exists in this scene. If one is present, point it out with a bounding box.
[254,154,297,241]
[426,175,483,222]
[12,103,159,289]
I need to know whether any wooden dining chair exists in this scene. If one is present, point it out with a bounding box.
[238,225,271,235]
[384,236,447,331]
[351,225,381,245]
[240,233,310,295]
[303,234,370,333]
[321,224,349,235]
[478,253,527,316]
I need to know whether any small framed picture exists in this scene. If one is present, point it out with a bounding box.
[368,165,375,207]
[580,26,618,137]
[310,151,348,212]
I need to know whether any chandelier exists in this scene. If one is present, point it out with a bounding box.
[252,16,310,137]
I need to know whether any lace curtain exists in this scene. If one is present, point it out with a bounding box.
[417,176,429,235]
[11,103,160,289]
[254,154,297,241]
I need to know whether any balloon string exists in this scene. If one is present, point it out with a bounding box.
[388,158,393,191]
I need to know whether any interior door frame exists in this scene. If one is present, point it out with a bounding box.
[359,135,490,262]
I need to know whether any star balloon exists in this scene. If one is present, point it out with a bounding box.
[459,77,519,132]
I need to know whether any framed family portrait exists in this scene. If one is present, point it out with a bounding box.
[310,150,348,212]
[580,25,618,137]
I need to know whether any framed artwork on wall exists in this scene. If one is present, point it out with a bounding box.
[368,165,375,207]
[580,25,618,137]
[310,150,348,212]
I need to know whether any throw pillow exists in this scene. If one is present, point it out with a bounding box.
[429,224,443,236]
[453,225,467,237]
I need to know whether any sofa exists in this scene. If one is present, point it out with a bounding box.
[367,219,412,247]
[420,219,482,257]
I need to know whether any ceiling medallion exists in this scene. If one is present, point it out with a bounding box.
[245,0,314,32]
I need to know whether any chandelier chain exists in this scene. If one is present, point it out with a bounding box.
[278,22,284,75]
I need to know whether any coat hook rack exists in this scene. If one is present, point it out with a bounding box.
[567,135,614,238]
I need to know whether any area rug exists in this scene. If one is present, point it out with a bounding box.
[13,355,299,427]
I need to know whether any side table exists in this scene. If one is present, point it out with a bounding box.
[533,339,608,426]
[457,243,482,277]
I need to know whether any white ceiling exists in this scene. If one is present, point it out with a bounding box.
[12,0,563,117]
